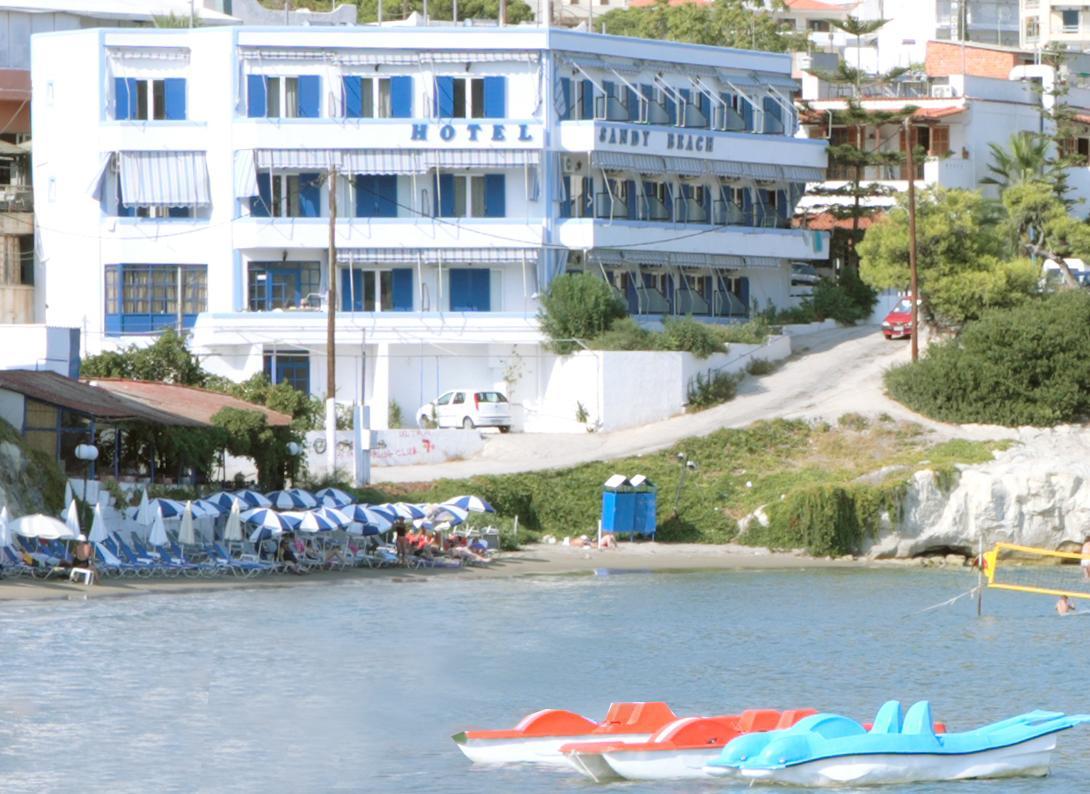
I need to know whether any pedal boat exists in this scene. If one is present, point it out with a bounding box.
[704,700,1090,787]
[561,708,816,782]
[452,701,679,765]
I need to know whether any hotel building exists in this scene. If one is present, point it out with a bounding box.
[31,25,827,429]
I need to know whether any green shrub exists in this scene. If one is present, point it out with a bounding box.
[745,357,776,376]
[589,317,655,351]
[714,318,771,345]
[885,291,1090,426]
[838,412,870,431]
[659,317,725,358]
[539,273,627,354]
[388,401,404,429]
[687,370,740,408]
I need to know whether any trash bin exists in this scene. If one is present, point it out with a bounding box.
[630,474,657,539]
[480,527,501,550]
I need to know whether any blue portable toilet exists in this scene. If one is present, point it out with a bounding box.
[630,474,657,538]
[601,474,636,536]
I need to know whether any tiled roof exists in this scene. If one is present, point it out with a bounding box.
[88,379,293,428]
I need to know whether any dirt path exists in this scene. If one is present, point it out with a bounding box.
[373,325,1016,483]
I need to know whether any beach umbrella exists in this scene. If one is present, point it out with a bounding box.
[442,495,495,513]
[64,499,81,535]
[266,490,313,510]
[382,502,427,520]
[136,488,152,524]
[316,487,353,508]
[224,498,243,542]
[10,514,78,540]
[283,511,338,533]
[429,504,470,526]
[147,498,185,519]
[288,488,318,507]
[240,508,297,532]
[192,498,225,518]
[63,480,73,507]
[148,511,169,547]
[0,505,12,548]
[88,504,109,543]
[179,501,198,546]
[347,504,393,533]
[232,489,272,509]
[248,525,284,543]
[204,491,237,511]
[313,506,352,528]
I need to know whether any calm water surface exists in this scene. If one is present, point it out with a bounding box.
[2,568,1088,793]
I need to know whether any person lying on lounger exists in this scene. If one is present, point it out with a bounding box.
[277,536,305,575]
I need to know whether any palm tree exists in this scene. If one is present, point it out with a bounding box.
[981,132,1053,193]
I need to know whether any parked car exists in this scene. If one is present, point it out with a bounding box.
[417,389,512,432]
[881,296,916,340]
[790,263,821,287]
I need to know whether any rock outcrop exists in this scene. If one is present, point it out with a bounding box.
[866,427,1090,558]
[0,420,65,517]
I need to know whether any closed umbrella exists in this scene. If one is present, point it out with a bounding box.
[224,498,243,542]
[442,495,495,513]
[136,488,152,525]
[63,480,73,508]
[88,504,109,543]
[179,501,197,547]
[0,505,12,548]
[64,499,81,536]
[148,511,169,548]
[10,514,78,540]
[315,487,353,508]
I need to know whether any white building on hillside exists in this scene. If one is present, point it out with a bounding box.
[31,26,827,429]
[1020,0,1090,50]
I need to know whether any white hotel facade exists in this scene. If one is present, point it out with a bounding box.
[31,26,827,429]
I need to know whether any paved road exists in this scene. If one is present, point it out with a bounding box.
[372,325,1009,483]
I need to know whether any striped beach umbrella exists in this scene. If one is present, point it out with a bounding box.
[313,506,352,528]
[347,504,393,534]
[148,498,186,519]
[266,489,317,510]
[316,487,353,508]
[381,502,427,520]
[442,495,495,513]
[429,503,470,526]
[283,510,338,533]
[241,508,298,532]
[232,489,272,509]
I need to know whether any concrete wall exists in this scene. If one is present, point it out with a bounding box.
[302,427,483,476]
[0,324,79,376]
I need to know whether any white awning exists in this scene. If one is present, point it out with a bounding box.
[118,151,210,207]
[589,250,782,269]
[234,150,259,199]
[255,149,538,173]
[88,152,114,201]
[338,247,531,264]
[781,165,825,182]
[421,150,539,169]
[341,150,424,175]
[240,49,538,65]
[711,161,784,180]
[591,151,708,177]
[255,149,342,171]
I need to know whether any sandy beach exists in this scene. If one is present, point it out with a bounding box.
[0,542,875,602]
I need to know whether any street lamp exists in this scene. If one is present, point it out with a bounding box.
[74,443,99,511]
[673,452,697,516]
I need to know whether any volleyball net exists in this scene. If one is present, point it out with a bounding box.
[983,543,1090,600]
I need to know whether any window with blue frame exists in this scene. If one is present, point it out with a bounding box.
[354,174,398,217]
[448,268,491,312]
[762,96,784,134]
[247,262,321,311]
[114,77,186,121]
[263,351,311,394]
[433,173,505,218]
[340,267,413,311]
[434,76,506,118]
[250,172,322,218]
[114,176,195,218]
[104,264,206,336]
[246,75,321,119]
[342,75,413,118]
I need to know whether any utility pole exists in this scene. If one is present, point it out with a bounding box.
[904,117,919,363]
[326,167,338,475]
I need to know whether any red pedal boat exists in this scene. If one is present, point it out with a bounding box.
[452,701,679,765]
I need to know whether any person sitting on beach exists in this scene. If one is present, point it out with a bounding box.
[410,531,435,561]
[277,536,305,575]
[1057,595,1077,615]
[1081,536,1090,581]
[598,533,617,550]
[70,534,94,581]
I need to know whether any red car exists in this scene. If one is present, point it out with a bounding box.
[881,297,915,340]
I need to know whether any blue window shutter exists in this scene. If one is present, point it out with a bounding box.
[580,79,593,119]
[437,173,455,217]
[664,93,676,125]
[483,174,505,218]
[299,172,321,217]
[164,78,186,120]
[449,269,468,310]
[114,77,133,120]
[390,76,412,118]
[473,269,491,311]
[603,80,615,98]
[247,74,266,118]
[582,176,594,216]
[738,277,750,313]
[776,189,788,221]
[763,96,781,132]
[625,86,638,121]
[435,76,455,117]
[560,175,572,217]
[298,75,320,118]
[340,268,352,311]
[483,76,506,118]
[343,76,362,118]
[355,174,374,216]
[698,92,710,126]
[167,206,190,218]
[741,98,754,131]
[558,77,572,121]
[741,188,752,224]
[624,180,636,219]
[376,175,398,217]
[252,172,271,217]
[663,183,672,214]
[391,268,413,311]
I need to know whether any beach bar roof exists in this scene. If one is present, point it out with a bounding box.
[87,379,292,427]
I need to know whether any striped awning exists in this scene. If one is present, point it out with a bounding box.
[254,149,538,174]
[240,49,538,65]
[589,250,783,269]
[592,151,708,177]
[337,247,532,265]
[118,151,210,207]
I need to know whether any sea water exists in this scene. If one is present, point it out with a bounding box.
[1,568,1088,793]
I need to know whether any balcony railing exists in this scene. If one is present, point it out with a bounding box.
[639,196,672,221]
[0,185,33,213]
[594,192,630,220]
